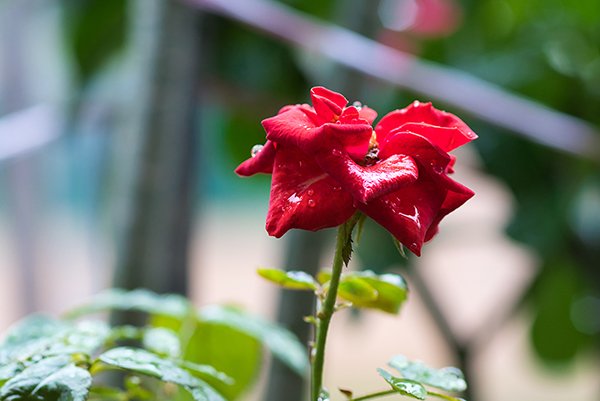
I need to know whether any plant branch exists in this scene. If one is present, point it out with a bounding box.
[311,220,355,401]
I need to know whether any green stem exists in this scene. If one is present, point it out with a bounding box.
[311,220,354,401]
[350,390,396,401]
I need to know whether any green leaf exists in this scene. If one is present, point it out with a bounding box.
[0,315,66,350]
[257,268,318,291]
[88,385,127,401]
[143,327,181,358]
[106,325,145,345]
[61,320,111,355]
[66,288,192,319]
[0,317,109,382]
[62,0,126,83]
[317,271,408,314]
[337,277,378,304]
[346,271,408,314]
[318,388,330,401]
[178,361,234,386]
[97,347,225,401]
[317,270,332,285]
[377,369,427,400]
[199,306,308,377]
[0,355,91,401]
[180,319,260,400]
[388,355,467,392]
[427,390,466,401]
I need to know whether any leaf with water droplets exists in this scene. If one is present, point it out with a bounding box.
[316,270,407,314]
[97,347,225,401]
[318,388,330,401]
[338,277,378,304]
[0,316,110,382]
[345,271,408,314]
[388,355,467,392]
[143,327,181,358]
[0,355,92,401]
[257,268,318,291]
[377,368,427,400]
[178,361,234,387]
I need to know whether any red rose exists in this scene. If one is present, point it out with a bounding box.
[236,87,476,256]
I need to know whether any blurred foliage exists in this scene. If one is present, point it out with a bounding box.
[62,0,126,84]
[197,0,600,368]
[443,0,600,366]
[51,0,600,372]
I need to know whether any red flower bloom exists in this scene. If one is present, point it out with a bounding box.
[236,87,476,256]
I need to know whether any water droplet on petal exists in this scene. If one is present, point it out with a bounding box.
[352,101,363,110]
[251,144,263,157]
[333,186,342,191]
[430,162,444,174]
[332,149,343,157]
[308,199,316,207]
[307,189,315,196]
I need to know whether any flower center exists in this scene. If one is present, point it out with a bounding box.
[364,130,380,166]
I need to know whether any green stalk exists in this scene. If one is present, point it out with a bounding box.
[311,219,355,401]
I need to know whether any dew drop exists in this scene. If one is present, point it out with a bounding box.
[251,144,263,157]
[332,149,343,157]
[352,101,363,110]
[307,189,315,196]
[308,199,316,207]
[430,162,444,174]
[333,186,342,191]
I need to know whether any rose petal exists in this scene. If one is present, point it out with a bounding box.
[380,131,452,175]
[310,86,348,123]
[265,145,355,237]
[375,101,477,151]
[315,148,419,203]
[264,107,373,161]
[391,123,475,153]
[359,171,446,256]
[424,174,474,241]
[339,105,378,126]
[446,154,456,174]
[263,107,319,149]
[235,140,277,176]
[360,106,378,125]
